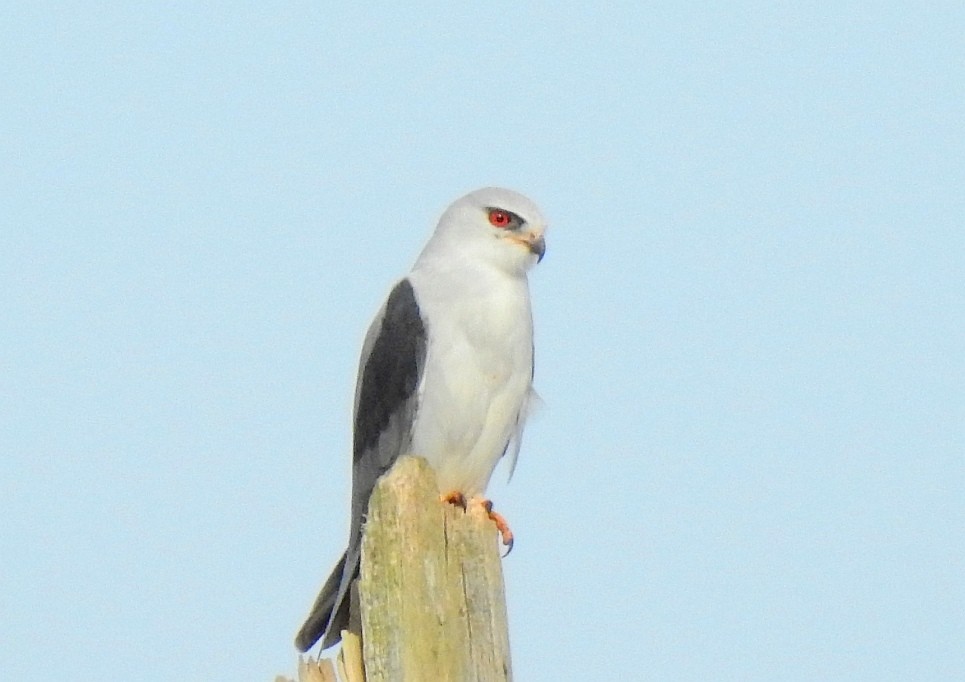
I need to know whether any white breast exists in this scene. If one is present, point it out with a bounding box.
[407,266,534,497]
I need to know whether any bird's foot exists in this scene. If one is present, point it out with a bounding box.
[473,498,514,556]
[440,493,514,555]
[440,490,467,509]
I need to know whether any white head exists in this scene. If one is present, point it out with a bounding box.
[416,187,547,277]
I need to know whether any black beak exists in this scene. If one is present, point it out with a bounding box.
[529,234,546,263]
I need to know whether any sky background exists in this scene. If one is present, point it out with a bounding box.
[2,3,963,680]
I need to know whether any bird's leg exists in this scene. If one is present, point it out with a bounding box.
[472,498,514,555]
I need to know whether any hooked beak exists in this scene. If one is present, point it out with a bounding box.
[528,233,546,262]
[505,229,547,263]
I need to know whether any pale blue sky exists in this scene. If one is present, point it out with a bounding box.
[3,3,963,680]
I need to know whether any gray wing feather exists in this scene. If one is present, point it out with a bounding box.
[295,278,427,652]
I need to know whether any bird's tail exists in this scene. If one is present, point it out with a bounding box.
[294,551,347,652]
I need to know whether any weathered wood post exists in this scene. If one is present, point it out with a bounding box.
[359,456,512,681]
[287,456,512,682]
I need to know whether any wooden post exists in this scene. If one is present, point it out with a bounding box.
[358,456,513,682]
[281,456,512,682]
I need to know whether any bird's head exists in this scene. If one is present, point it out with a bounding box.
[426,187,547,276]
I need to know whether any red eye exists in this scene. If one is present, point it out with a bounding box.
[488,209,512,228]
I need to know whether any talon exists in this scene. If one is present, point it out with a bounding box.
[476,499,514,555]
[440,490,467,509]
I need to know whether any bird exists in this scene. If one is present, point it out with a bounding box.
[295,187,546,653]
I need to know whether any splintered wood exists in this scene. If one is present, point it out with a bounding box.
[280,631,363,682]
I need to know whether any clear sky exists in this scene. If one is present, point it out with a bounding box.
[2,3,963,681]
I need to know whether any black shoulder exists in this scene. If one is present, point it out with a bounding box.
[353,279,427,459]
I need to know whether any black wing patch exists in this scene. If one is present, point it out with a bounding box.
[353,278,427,459]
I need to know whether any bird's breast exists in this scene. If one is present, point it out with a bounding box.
[408,275,534,495]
